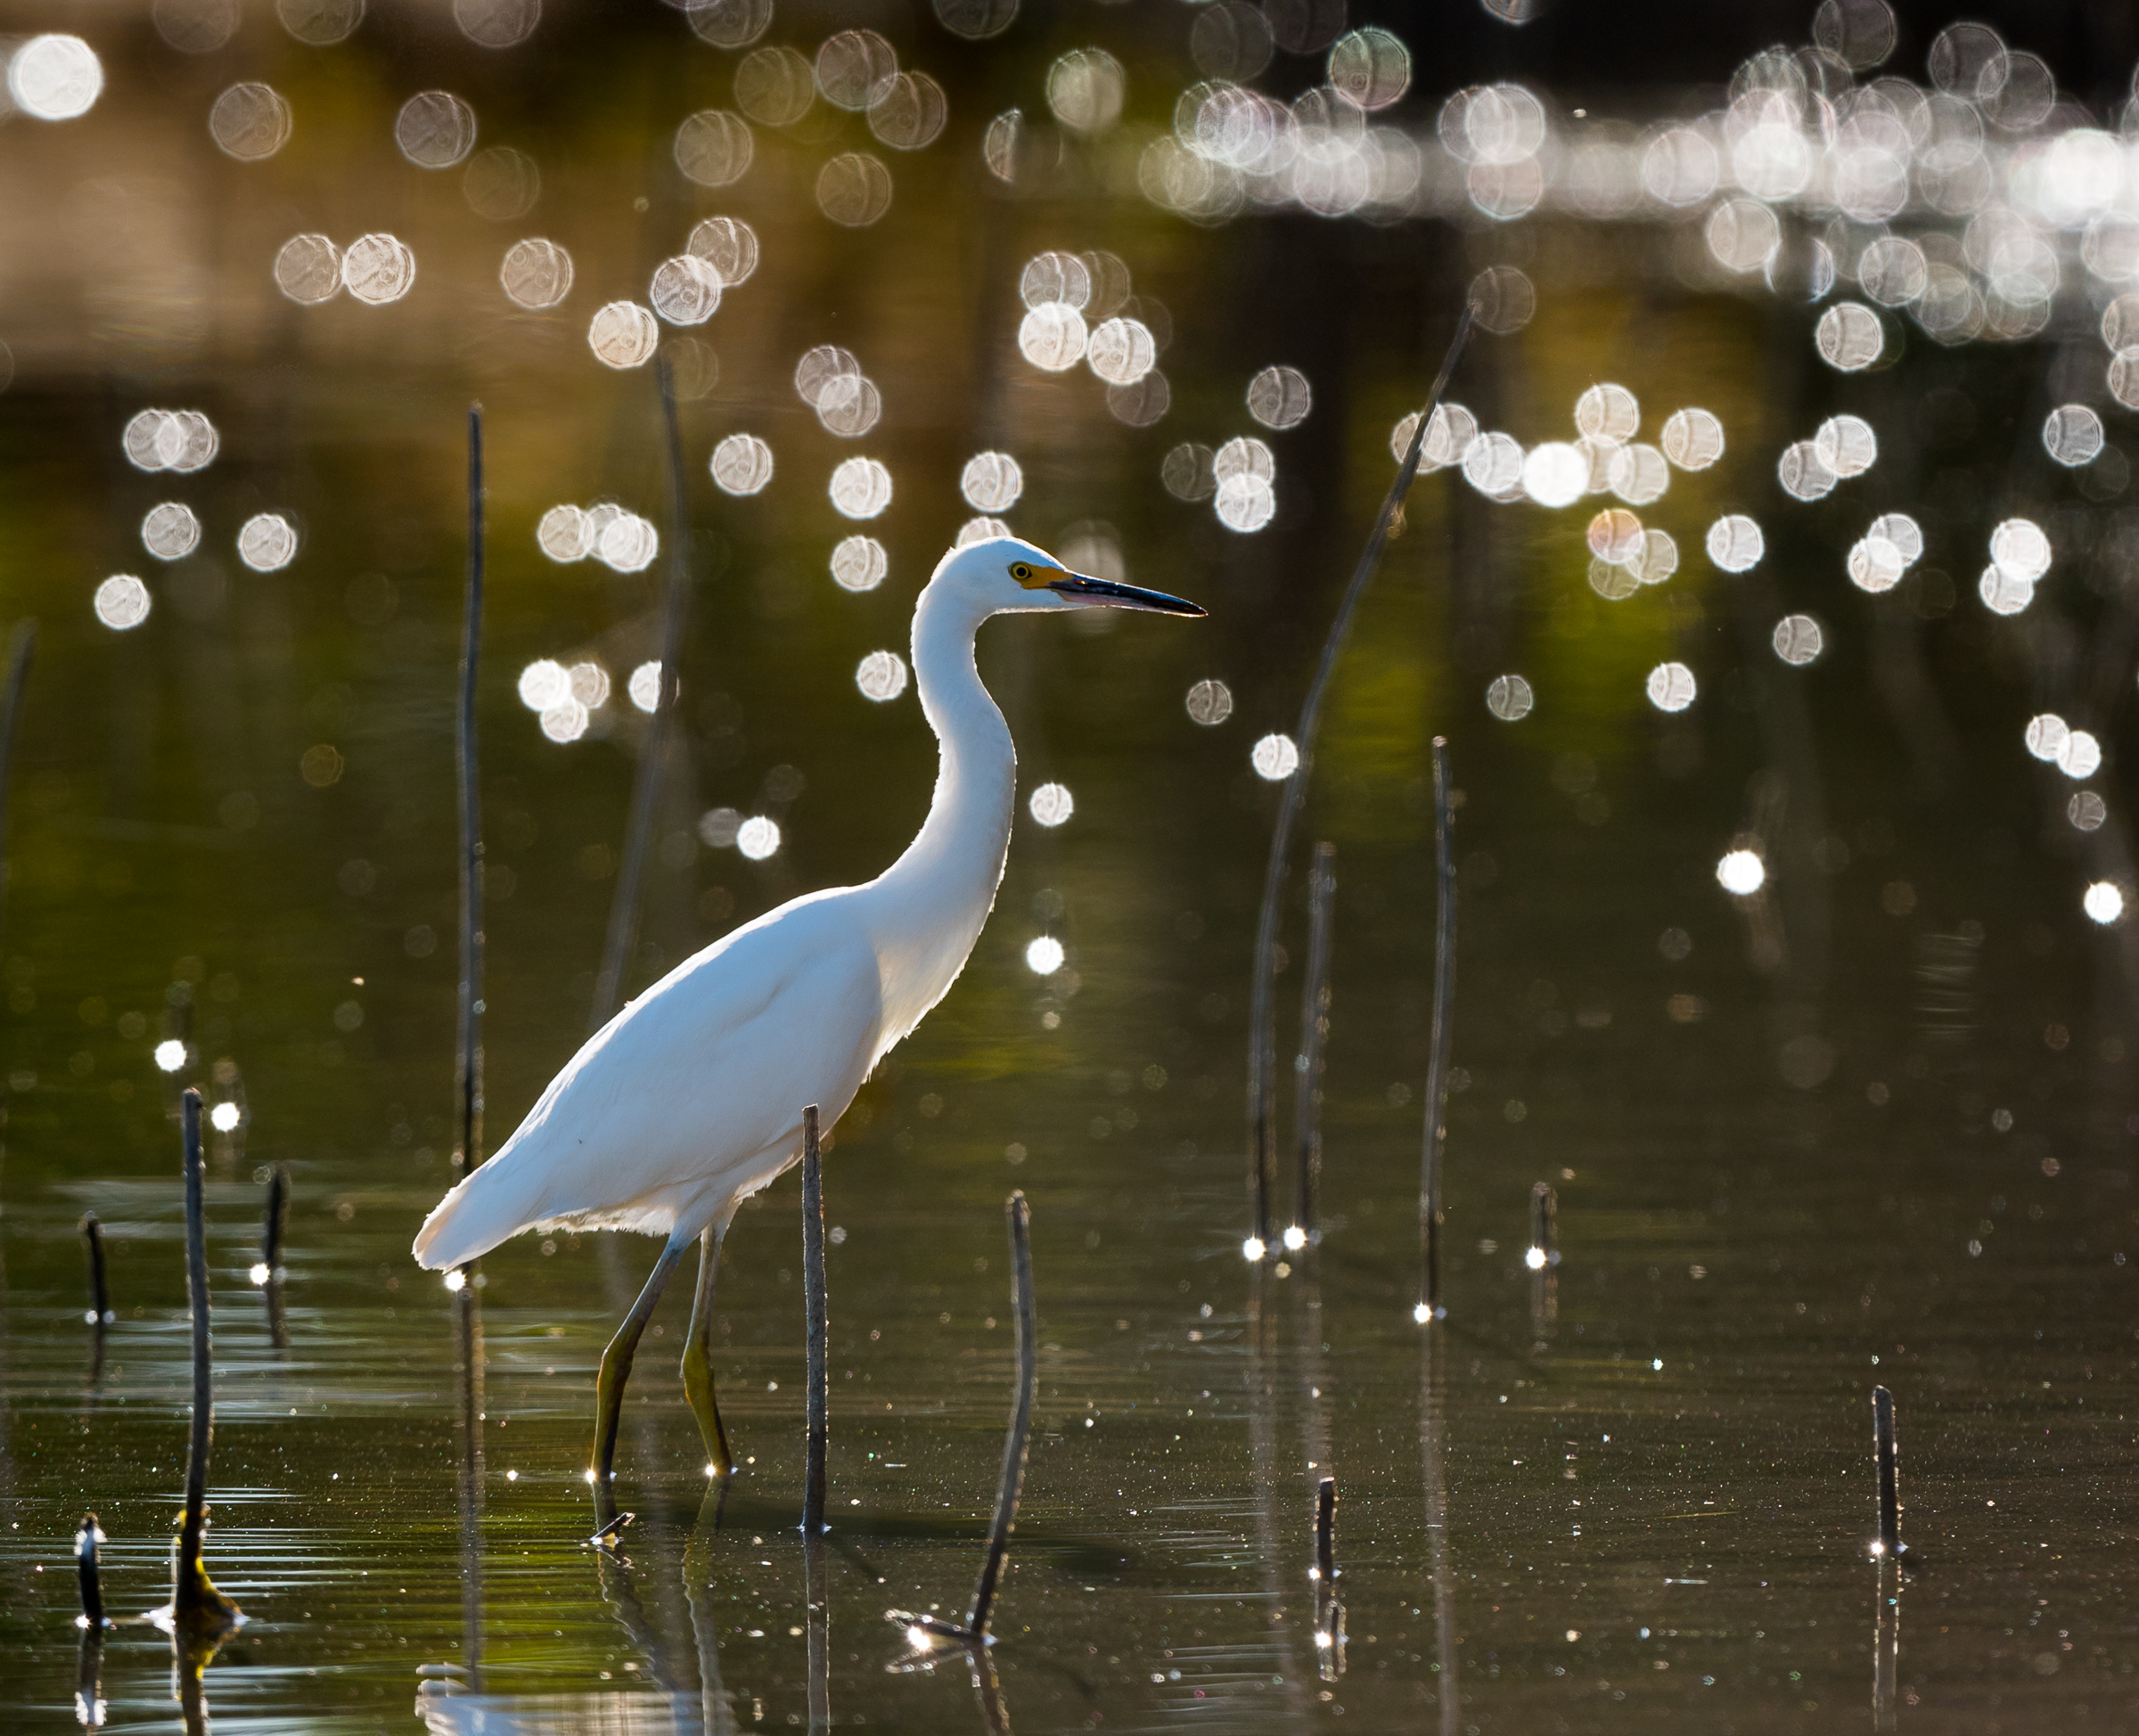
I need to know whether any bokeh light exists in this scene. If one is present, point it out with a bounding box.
[1717,850,1766,896]
[397,92,479,168]
[1186,679,1233,725]
[142,504,201,561]
[238,514,299,572]
[856,651,908,702]
[588,301,658,369]
[1025,936,1065,976]
[832,536,887,593]
[1029,783,1074,827]
[2085,882,2125,925]
[8,36,102,121]
[830,458,894,520]
[1486,674,1533,721]
[1646,662,1697,712]
[710,434,774,496]
[1251,733,1299,779]
[94,576,151,631]
[961,453,1024,512]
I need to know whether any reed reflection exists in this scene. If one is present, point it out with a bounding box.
[1419,1329,1461,1736]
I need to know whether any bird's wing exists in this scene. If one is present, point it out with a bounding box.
[414,897,882,1265]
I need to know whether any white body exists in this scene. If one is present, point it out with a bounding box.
[412,537,1159,1272]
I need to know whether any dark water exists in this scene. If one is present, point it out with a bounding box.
[4,3,2139,1731]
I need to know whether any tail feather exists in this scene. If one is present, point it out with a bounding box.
[412,1156,546,1270]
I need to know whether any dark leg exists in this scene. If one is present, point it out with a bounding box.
[681,1223,733,1478]
[593,1236,689,1509]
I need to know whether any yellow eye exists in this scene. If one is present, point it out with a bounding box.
[1011,562,1032,580]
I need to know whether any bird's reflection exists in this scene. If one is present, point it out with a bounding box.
[453,1282,485,1690]
[1873,1554,1901,1730]
[74,1623,103,1728]
[888,1628,1012,1735]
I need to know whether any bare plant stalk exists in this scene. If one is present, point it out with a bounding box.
[1873,1385,1899,1556]
[77,1512,104,1629]
[1873,1554,1899,1730]
[1528,1182,1556,1267]
[1314,1475,1337,1586]
[1291,843,1337,1244]
[593,357,695,1030]
[262,1165,289,1280]
[965,1190,1036,1638]
[801,1105,827,1537]
[1249,308,1472,1256]
[1417,736,1457,1322]
[456,406,487,1180]
[176,1088,238,1629]
[80,1213,111,1326]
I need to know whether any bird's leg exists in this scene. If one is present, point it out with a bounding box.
[681,1224,733,1479]
[593,1236,689,1512]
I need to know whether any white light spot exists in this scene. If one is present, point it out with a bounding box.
[568,660,609,709]
[1486,674,1533,721]
[675,109,755,187]
[154,1039,187,1072]
[1777,441,1837,502]
[142,504,201,561]
[1089,320,1159,389]
[588,301,658,369]
[1574,383,1639,443]
[1251,733,1299,780]
[2085,881,2125,925]
[1706,515,1765,573]
[832,536,887,593]
[2025,713,2069,762]
[1521,442,1586,508]
[1847,537,1905,594]
[209,1101,241,1133]
[1772,614,1824,667]
[1586,508,1644,566]
[1461,432,1525,498]
[1242,1236,1266,1262]
[1990,518,2051,583]
[628,662,661,714]
[341,233,416,305]
[94,576,152,631]
[537,504,593,562]
[397,91,478,168]
[2058,730,2102,780]
[855,651,908,702]
[1815,415,1878,479]
[830,457,893,520]
[2069,791,2107,832]
[275,234,343,305]
[501,238,573,310]
[249,1262,271,1286]
[2044,405,2104,468]
[1283,1224,1307,1251]
[961,452,1023,512]
[540,699,588,742]
[518,659,568,711]
[957,517,1012,547]
[1246,365,1311,429]
[1524,1245,1547,1270]
[709,433,774,496]
[209,82,294,160]
[1645,662,1697,713]
[1214,473,1276,533]
[1815,301,1884,372]
[1019,301,1087,371]
[651,255,721,326]
[444,1268,467,1291]
[1029,782,1074,827]
[1025,936,1065,976]
[1660,408,1725,471]
[7,36,102,121]
[238,513,299,572]
[698,807,742,848]
[595,513,657,573]
[1185,679,1233,725]
[736,816,781,860]
[1717,849,1766,896]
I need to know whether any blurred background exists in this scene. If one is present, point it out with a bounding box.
[2,0,2138,1729]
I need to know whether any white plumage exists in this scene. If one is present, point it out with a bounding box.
[408,533,1202,1486]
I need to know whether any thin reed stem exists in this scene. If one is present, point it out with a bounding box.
[174,1089,236,1626]
[593,357,695,1031]
[965,1190,1036,1639]
[1291,843,1336,1244]
[1314,1475,1337,1586]
[456,405,486,1179]
[1249,308,1472,1256]
[1528,1181,1556,1266]
[80,1212,111,1325]
[1418,736,1457,1322]
[1873,1384,1899,1556]
[801,1105,827,1536]
[77,1513,103,1629]
[262,1164,289,1279]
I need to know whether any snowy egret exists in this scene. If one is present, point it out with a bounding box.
[413,535,1201,1491]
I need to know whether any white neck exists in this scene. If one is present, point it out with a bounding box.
[860,576,1016,1043]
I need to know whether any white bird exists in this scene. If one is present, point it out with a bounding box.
[412,535,1202,1492]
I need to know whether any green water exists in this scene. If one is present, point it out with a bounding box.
[2,4,2137,1732]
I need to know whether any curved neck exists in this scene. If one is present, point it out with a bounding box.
[865,577,1016,1028]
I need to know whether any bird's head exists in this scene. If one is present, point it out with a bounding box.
[930,535,1206,619]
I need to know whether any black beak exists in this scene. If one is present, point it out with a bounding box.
[1047,572,1207,617]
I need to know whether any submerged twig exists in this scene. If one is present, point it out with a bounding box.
[261,1164,289,1281]
[1528,1181,1557,1270]
[1873,1553,1900,1730]
[455,405,487,1182]
[592,356,696,1031]
[1247,308,1473,1259]
[892,1190,1037,1648]
[1873,1385,1900,1558]
[801,1104,827,1537]
[1313,1475,1337,1586]
[1289,843,1336,1249]
[175,1088,240,1633]
[1416,736,1457,1323]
